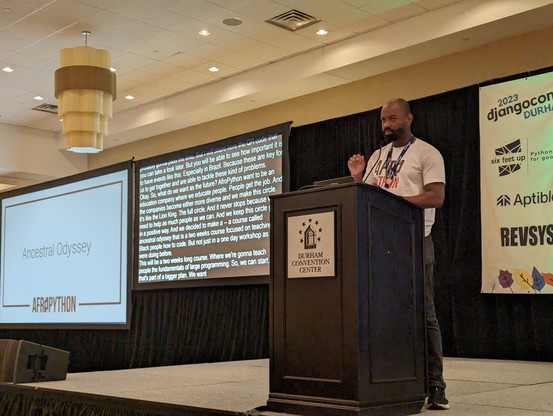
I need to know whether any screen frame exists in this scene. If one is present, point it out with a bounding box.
[0,161,133,330]
[133,122,291,290]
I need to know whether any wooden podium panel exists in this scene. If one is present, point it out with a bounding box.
[268,183,426,416]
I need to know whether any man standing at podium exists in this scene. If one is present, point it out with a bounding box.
[347,98,448,410]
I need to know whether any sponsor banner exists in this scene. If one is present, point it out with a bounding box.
[287,211,335,278]
[479,71,553,293]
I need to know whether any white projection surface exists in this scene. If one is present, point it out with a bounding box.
[0,169,129,326]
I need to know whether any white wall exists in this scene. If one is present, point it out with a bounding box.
[89,25,553,170]
[0,124,86,190]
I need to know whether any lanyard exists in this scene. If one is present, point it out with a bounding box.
[383,135,415,188]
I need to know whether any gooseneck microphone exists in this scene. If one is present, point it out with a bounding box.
[362,139,385,183]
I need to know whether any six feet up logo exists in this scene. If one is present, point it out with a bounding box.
[491,139,524,176]
[490,137,553,181]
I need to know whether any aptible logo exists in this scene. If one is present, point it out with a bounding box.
[496,195,511,206]
[490,139,525,177]
[496,190,553,207]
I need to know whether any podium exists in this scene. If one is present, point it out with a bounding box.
[268,183,427,416]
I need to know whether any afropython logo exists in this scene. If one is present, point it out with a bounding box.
[496,195,511,206]
[494,139,523,176]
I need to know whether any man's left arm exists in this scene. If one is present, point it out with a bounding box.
[404,144,446,208]
[403,182,445,208]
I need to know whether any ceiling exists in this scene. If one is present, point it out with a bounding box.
[1,0,553,153]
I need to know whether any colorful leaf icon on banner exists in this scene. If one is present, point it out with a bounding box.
[531,267,545,291]
[498,269,514,289]
[544,273,553,286]
[513,268,534,291]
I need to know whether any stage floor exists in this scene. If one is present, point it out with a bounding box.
[5,357,553,415]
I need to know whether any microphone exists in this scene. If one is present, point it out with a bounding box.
[362,139,385,182]
[297,184,321,191]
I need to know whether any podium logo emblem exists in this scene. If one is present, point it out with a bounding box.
[301,221,320,250]
[287,211,335,278]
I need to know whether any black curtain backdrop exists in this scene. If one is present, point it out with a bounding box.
[289,75,553,362]
[0,285,269,372]
[1,69,552,375]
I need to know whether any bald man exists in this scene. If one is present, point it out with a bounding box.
[348,98,448,410]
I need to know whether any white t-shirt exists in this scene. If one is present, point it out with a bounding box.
[364,138,445,236]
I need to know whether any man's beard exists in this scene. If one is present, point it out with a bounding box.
[383,127,403,142]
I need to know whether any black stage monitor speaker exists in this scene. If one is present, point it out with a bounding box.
[0,339,69,383]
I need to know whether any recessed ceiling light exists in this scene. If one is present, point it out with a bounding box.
[2,66,14,73]
[222,17,242,26]
[124,95,135,100]
[199,29,210,36]
[33,96,44,101]
[316,29,328,36]
[208,66,220,72]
